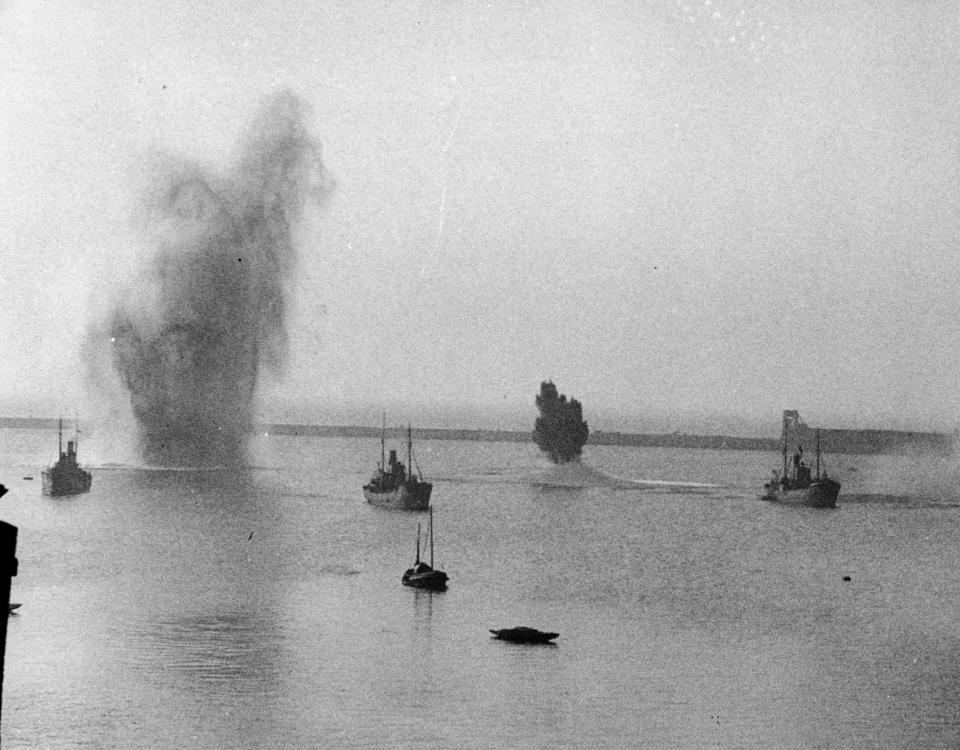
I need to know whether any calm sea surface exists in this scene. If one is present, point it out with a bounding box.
[0,428,958,748]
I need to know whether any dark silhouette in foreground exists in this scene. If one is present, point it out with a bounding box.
[532,380,589,464]
[0,508,17,731]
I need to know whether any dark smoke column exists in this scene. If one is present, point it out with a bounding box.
[532,380,589,464]
[108,91,330,466]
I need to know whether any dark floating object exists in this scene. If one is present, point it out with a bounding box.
[401,507,448,591]
[42,418,92,497]
[8,603,21,614]
[761,411,840,508]
[364,419,432,510]
[842,575,852,581]
[489,627,559,644]
[22,476,33,481]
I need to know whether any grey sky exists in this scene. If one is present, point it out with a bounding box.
[1,1,959,432]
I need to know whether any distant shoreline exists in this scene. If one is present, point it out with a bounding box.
[2,417,952,455]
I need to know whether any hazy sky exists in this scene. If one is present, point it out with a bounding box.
[2,1,959,432]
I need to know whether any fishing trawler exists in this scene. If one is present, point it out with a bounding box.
[761,410,840,508]
[401,507,448,590]
[42,418,92,497]
[363,420,432,511]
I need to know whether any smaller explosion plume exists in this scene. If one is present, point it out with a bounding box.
[95,91,330,466]
[532,380,590,464]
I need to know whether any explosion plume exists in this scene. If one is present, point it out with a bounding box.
[102,91,329,466]
[532,380,590,464]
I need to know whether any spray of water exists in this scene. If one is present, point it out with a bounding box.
[93,91,330,466]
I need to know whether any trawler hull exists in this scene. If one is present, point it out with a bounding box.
[42,422,92,497]
[762,412,840,509]
[42,468,92,497]
[364,422,432,510]
[761,478,840,508]
[364,481,432,511]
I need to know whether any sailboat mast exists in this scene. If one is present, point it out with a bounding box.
[381,413,386,470]
[429,507,434,568]
[416,522,421,564]
[407,425,412,479]
[781,411,788,477]
[58,416,63,456]
[815,428,821,480]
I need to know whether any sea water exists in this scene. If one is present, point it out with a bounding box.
[0,429,958,748]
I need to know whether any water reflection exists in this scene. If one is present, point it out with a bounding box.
[9,435,960,747]
[840,492,960,509]
[121,609,283,695]
[410,588,436,636]
[98,466,289,712]
[124,466,258,495]
[317,564,360,576]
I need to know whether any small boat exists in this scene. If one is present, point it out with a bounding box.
[761,411,840,508]
[9,603,21,614]
[489,627,559,644]
[401,507,448,590]
[364,419,432,511]
[42,418,92,497]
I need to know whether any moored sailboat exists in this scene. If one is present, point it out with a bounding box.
[761,411,840,508]
[402,507,448,590]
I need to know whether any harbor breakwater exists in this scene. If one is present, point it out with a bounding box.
[1,418,952,456]
[259,423,953,455]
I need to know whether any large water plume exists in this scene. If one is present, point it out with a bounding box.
[532,380,589,464]
[96,91,329,466]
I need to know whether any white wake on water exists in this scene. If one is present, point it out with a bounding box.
[531,460,718,489]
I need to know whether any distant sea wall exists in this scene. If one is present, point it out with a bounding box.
[0,418,952,455]
[792,426,953,456]
[258,423,953,455]
[0,417,68,430]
